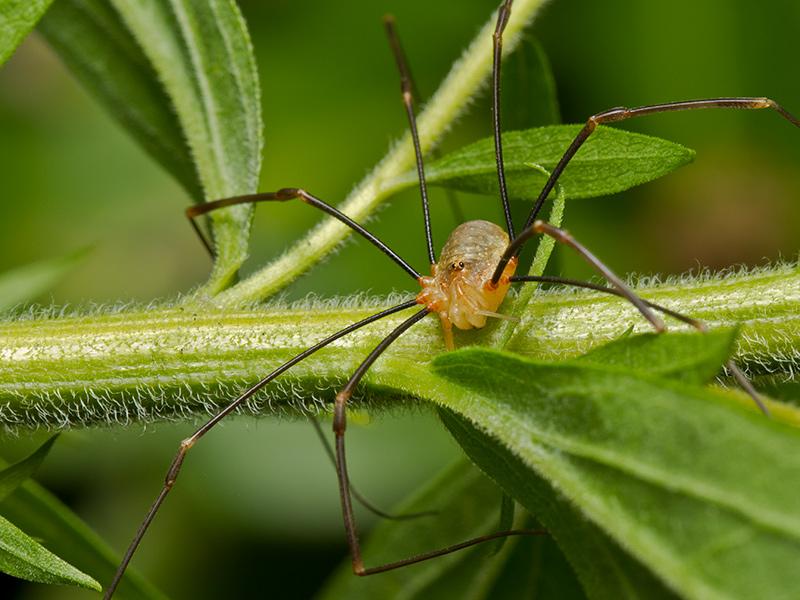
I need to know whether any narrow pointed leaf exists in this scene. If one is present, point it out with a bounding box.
[0,0,55,67]
[419,125,694,201]
[0,458,168,599]
[0,514,100,590]
[462,331,736,598]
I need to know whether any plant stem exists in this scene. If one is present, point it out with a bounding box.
[2,264,798,430]
[212,0,552,307]
[498,165,566,348]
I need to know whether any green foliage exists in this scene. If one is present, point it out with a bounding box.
[0,437,100,591]
[433,339,800,599]
[0,0,54,66]
[0,515,99,591]
[109,0,263,294]
[422,125,695,201]
[574,328,739,383]
[0,459,168,599]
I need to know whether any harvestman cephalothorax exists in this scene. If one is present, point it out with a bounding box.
[103,0,800,596]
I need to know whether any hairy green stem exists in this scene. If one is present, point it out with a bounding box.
[498,165,566,347]
[211,0,551,306]
[1,264,798,430]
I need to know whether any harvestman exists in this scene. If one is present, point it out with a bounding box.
[104,0,800,596]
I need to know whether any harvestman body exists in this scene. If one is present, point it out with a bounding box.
[104,0,800,596]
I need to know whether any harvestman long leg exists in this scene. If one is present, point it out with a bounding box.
[103,299,420,599]
[521,97,800,232]
[494,220,666,331]
[331,308,544,576]
[384,15,465,226]
[308,417,438,521]
[191,187,438,521]
[107,175,437,597]
[512,274,770,416]
[321,10,547,577]
[186,188,421,280]
[492,0,516,238]
[494,2,800,252]
[384,15,436,266]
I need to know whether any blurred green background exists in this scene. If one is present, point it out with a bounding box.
[1,0,799,597]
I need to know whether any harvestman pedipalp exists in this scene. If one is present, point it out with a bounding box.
[104,0,799,596]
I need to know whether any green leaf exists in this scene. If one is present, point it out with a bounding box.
[441,410,678,600]
[0,0,54,67]
[0,514,100,591]
[0,439,103,592]
[421,125,695,201]
[501,35,561,129]
[0,435,57,501]
[431,346,800,599]
[0,457,168,599]
[0,248,89,312]
[575,328,739,384]
[319,459,527,600]
[111,0,263,293]
[460,331,724,599]
[43,0,263,294]
[39,0,201,198]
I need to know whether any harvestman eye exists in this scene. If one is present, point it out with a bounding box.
[103,0,797,596]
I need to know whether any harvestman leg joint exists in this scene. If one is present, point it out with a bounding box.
[103,0,798,596]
